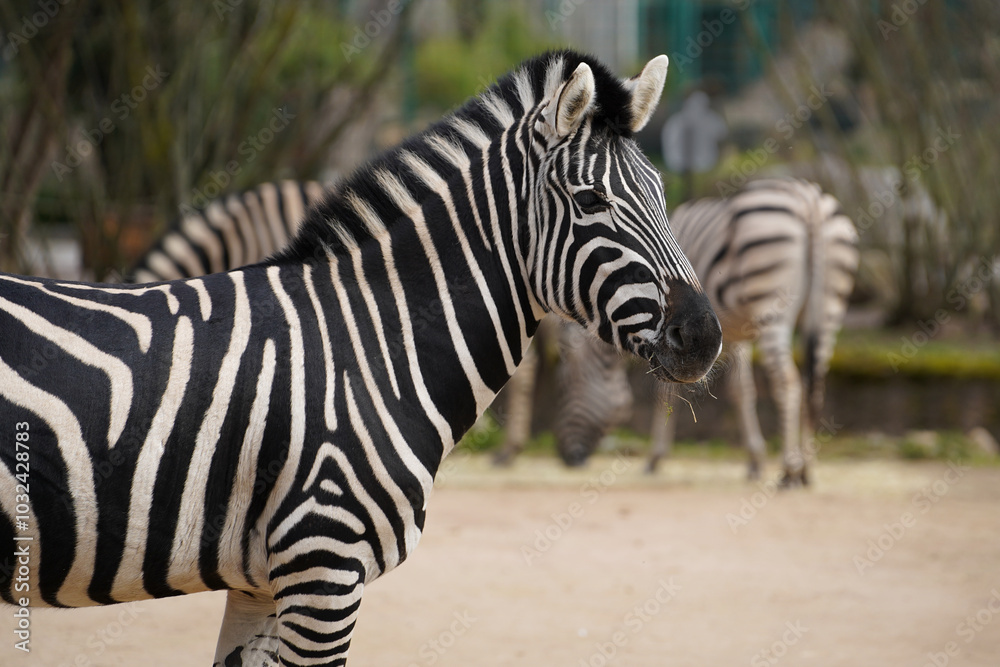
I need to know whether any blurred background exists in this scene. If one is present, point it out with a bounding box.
[2,2,1000,665]
[7,0,995,456]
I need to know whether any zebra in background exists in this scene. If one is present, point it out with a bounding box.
[490,314,636,467]
[496,179,858,485]
[646,179,858,485]
[128,180,329,283]
[0,51,721,665]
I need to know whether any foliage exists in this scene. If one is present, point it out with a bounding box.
[897,436,932,460]
[522,430,557,455]
[456,411,505,453]
[414,3,554,110]
[779,1,999,328]
[0,0,411,278]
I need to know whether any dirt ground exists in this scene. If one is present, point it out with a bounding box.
[2,456,999,666]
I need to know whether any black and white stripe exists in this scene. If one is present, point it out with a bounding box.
[128,180,328,283]
[0,51,720,666]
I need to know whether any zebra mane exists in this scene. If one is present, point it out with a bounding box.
[271,50,637,264]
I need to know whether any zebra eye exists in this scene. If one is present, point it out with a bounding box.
[573,189,609,214]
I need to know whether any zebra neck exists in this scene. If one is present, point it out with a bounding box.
[298,141,540,465]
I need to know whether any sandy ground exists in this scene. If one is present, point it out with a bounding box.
[2,456,999,666]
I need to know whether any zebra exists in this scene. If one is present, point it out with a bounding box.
[123,173,572,473]
[0,51,722,666]
[128,180,329,283]
[122,174,570,474]
[496,179,858,484]
[647,179,858,485]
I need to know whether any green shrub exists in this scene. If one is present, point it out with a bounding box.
[457,412,505,452]
[414,5,555,109]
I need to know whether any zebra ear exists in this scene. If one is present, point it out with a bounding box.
[545,62,596,139]
[622,55,669,132]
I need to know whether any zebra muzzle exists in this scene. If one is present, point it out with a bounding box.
[650,288,722,383]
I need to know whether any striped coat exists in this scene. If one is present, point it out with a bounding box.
[1,51,720,665]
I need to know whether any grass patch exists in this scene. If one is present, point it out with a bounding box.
[456,412,505,453]
[522,431,557,456]
[827,329,1000,380]
[455,411,998,467]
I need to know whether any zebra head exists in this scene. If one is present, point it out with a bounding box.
[524,54,721,383]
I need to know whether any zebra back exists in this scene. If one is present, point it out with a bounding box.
[127,180,327,283]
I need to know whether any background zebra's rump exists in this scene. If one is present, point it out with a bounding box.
[649,179,858,484]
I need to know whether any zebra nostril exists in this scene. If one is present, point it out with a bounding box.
[664,324,685,350]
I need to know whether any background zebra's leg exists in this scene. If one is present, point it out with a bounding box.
[728,342,767,480]
[645,387,676,473]
[492,341,539,466]
[213,590,281,667]
[798,334,825,488]
[757,325,805,487]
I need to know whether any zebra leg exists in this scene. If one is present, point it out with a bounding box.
[757,325,804,487]
[727,342,767,480]
[492,340,538,466]
[645,387,676,473]
[798,374,820,488]
[213,590,281,667]
[274,572,365,666]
